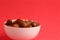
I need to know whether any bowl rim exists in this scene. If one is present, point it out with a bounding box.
[4,25,41,29]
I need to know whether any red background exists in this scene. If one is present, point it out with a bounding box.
[0,0,60,40]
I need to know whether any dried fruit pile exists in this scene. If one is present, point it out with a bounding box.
[5,19,39,28]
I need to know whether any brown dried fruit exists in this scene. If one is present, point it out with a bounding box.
[24,20,32,26]
[31,22,39,27]
[12,23,19,28]
[15,19,28,27]
[5,20,12,26]
[28,25,32,28]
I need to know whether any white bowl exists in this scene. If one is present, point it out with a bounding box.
[4,20,41,40]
